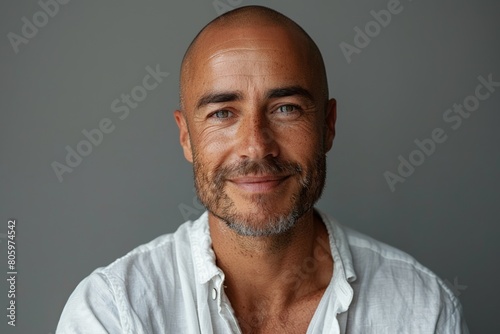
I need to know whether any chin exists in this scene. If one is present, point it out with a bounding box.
[216,200,308,237]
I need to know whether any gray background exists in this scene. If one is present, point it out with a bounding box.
[1,0,499,333]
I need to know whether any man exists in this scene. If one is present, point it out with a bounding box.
[57,6,469,333]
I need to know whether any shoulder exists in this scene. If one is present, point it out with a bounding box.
[101,228,181,281]
[343,224,434,273]
[341,224,456,301]
[93,217,203,291]
[317,210,468,333]
[342,224,451,294]
[56,217,205,333]
[340,224,467,333]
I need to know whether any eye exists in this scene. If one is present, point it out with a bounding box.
[276,104,300,115]
[210,110,233,119]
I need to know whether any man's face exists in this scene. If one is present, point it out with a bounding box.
[175,24,336,236]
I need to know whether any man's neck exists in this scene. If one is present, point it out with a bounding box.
[208,209,333,317]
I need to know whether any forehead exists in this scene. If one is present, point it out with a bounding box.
[198,23,308,58]
[183,24,320,107]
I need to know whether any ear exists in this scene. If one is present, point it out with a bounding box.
[324,98,337,153]
[174,110,193,163]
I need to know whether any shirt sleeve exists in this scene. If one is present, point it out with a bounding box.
[56,270,123,334]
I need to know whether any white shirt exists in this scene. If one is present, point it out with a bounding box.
[56,210,469,333]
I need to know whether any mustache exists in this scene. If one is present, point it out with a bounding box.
[213,158,302,183]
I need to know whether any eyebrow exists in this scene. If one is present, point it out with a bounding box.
[266,86,315,102]
[196,92,243,109]
[195,85,315,110]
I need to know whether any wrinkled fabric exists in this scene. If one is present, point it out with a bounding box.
[56,210,469,334]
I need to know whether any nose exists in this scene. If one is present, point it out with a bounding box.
[236,112,279,160]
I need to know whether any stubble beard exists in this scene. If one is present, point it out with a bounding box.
[192,147,327,237]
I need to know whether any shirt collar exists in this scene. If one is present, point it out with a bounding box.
[189,211,222,284]
[316,208,357,313]
[189,209,358,291]
[317,209,357,283]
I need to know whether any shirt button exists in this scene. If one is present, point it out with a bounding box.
[211,288,217,300]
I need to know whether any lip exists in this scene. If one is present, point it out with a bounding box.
[228,175,290,193]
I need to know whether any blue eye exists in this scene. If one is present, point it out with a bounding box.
[212,110,232,118]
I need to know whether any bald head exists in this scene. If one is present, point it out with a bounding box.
[179,5,329,110]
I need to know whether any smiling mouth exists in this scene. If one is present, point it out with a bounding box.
[228,175,291,193]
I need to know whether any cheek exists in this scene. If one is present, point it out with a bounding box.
[278,122,323,157]
[193,126,235,168]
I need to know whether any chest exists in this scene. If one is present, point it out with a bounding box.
[235,293,323,334]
